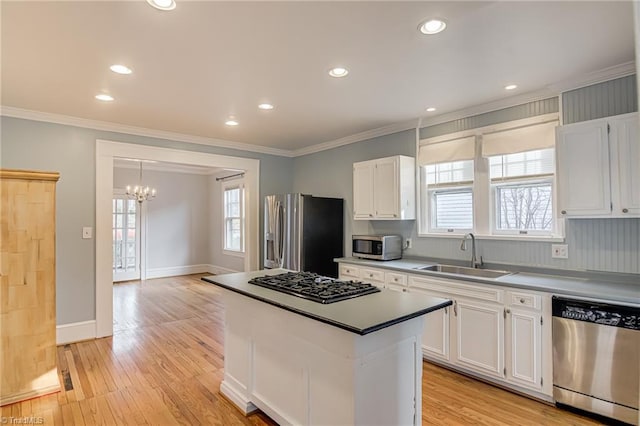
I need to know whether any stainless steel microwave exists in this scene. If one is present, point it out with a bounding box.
[352,235,402,261]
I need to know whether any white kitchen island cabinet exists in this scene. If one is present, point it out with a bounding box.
[202,269,451,426]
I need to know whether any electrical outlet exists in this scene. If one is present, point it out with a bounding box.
[82,227,93,239]
[405,238,412,249]
[551,244,568,259]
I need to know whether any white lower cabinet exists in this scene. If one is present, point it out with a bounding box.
[407,272,551,399]
[337,262,551,398]
[454,299,504,378]
[409,285,450,362]
[504,290,544,392]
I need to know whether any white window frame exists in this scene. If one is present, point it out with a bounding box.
[417,113,565,241]
[490,176,558,237]
[423,159,475,234]
[222,182,245,256]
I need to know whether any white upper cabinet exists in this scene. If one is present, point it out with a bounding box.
[610,114,640,216]
[353,155,415,220]
[556,119,611,216]
[556,112,639,218]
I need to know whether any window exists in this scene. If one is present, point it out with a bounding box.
[490,149,555,234]
[425,160,474,232]
[417,116,561,239]
[223,184,244,252]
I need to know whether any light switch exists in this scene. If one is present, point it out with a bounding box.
[82,227,93,239]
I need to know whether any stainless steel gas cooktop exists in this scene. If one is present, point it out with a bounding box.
[248,272,380,304]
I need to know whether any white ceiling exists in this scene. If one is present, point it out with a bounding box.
[1,1,636,152]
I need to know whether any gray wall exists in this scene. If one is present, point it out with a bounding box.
[563,75,637,124]
[113,168,211,269]
[0,116,293,325]
[294,75,640,274]
[209,173,245,272]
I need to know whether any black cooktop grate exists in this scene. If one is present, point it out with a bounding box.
[248,272,380,304]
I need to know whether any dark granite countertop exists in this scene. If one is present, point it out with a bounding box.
[202,268,452,335]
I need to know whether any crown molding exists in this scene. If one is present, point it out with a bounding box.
[0,106,295,158]
[548,61,636,93]
[292,119,420,157]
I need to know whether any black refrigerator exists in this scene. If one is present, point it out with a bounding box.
[264,194,343,277]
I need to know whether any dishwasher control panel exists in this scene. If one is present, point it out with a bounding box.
[552,297,639,330]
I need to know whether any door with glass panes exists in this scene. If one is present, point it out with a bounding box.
[113,196,140,282]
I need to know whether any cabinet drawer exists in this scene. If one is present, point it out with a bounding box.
[339,264,360,279]
[385,272,407,287]
[360,268,385,283]
[507,291,541,310]
[409,275,503,304]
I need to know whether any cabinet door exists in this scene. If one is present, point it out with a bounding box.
[611,115,640,216]
[373,157,399,219]
[454,300,504,378]
[505,308,542,391]
[409,286,449,361]
[353,162,375,219]
[556,121,611,216]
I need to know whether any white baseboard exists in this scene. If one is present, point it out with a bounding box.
[57,320,96,345]
[146,264,213,279]
[220,379,257,415]
[207,264,240,275]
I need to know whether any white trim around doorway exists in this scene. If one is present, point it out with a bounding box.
[95,140,260,338]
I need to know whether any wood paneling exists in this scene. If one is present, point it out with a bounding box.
[1,274,603,424]
[1,169,60,406]
[562,74,637,125]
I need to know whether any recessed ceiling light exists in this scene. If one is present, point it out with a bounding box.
[110,64,132,75]
[419,19,447,35]
[329,67,349,78]
[95,94,114,102]
[225,120,239,126]
[146,0,176,11]
[258,103,274,110]
[426,107,436,112]
[505,84,518,90]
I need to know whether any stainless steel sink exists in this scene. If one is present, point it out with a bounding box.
[414,264,513,279]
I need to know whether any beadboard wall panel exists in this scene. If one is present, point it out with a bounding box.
[419,97,559,139]
[562,74,637,124]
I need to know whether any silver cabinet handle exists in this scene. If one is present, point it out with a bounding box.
[369,214,373,217]
[402,288,407,292]
[393,214,398,217]
[622,208,629,213]
[520,298,525,304]
[561,210,567,215]
[506,309,511,314]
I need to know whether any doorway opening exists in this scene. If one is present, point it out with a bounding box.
[96,140,260,338]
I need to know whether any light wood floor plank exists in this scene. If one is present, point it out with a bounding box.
[3,274,606,425]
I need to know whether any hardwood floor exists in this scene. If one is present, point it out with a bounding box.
[2,274,605,425]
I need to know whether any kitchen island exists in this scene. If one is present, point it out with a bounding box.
[202,269,451,426]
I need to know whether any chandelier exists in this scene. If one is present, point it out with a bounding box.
[126,162,157,203]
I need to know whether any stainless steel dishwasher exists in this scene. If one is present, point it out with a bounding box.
[552,296,639,424]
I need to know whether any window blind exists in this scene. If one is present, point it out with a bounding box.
[418,135,476,166]
[482,120,558,157]
[489,148,555,182]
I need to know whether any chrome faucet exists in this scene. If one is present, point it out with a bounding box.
[460,233,482,268]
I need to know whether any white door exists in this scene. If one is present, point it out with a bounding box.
[505,308,542,391]
[374,157,399,218]
[454,299,504,378]
[112,196,140,282]
[353,161,375,219]
[556,121,611,216]
[611,115,640,216]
